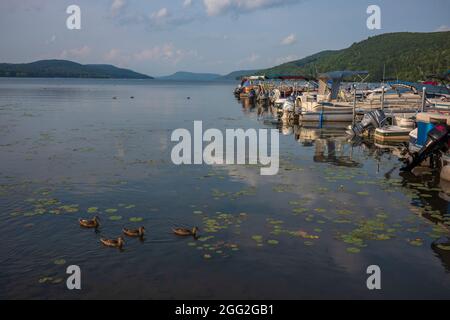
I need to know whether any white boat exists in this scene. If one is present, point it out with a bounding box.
[374,126,412,142]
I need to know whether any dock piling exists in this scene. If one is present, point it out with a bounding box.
[421,87,427,112]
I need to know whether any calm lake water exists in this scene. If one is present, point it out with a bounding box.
[1,78,450,300]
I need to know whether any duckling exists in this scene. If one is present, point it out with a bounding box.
[79,216,100,229]
[173,226,199,237]
[123,227,145,238]
[101,237,124,249]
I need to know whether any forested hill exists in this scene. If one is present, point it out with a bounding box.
[0,60,153,79]
[257,32,450,82]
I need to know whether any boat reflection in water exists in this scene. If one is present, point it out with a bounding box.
[239,100,450,273]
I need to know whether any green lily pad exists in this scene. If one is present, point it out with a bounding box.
[109,215,122,221]
[267,240,279,245]
[53,259,66,265]
[346,247,361,254]
[129,217,143,222]
[252,235,263,243]
[437,244,450,251]
[38,277,53,284]
[105,208,118,214]
[409,239,423,246]
[87,207,98,213]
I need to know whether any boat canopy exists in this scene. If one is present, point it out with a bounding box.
[268,75,313,81]
[318,71,369,80]
[388,80,450,96]
[318,71,369,100]
[243,76,267,81]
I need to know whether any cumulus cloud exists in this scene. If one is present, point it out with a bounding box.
[151,7,169,20]
[281,33,296,45]
[59,46,91,59]
[203,0,301,16]
[183,0,193,7]
[111,0,126,17]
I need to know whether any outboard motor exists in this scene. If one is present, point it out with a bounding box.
[348,110,387,137]
[401,125,449,172]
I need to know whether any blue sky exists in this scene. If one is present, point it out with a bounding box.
[0,0,449,76]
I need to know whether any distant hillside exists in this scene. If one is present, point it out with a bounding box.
[158,71,221,81]
[218,69,259,80]
[257,32,450,82]
[0,60,152,79]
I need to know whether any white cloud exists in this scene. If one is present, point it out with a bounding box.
[152,7,169,20]
[60,46,91,59]
[149,7,170,25]
[183,0,193,7]
[281,33,296,45]
[203,0,301,16]
[111,0,126,17]
[435,25,450,32]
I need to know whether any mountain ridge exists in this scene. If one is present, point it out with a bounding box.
[0,60,153,79]
[255,31,450,82]
[158,71,222,81]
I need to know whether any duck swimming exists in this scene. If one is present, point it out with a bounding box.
[79,216,100,229]
[123,227,145,238]
[101,237,124,249]
[172,226,199,238]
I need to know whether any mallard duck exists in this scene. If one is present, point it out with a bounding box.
[79,216,100,228]
[173,226,199,237]
[101,237,124,249]
[123,227,145,238]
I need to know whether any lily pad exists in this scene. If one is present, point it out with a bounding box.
[53,259,66,265]
[252,235,263,243]
[267,240,279,245]
[129,217,143,222]
[105,208,118,214]
[346,247,361,254]
[109,215,122,221]
[38,277,53,284]
[437,244,450,251]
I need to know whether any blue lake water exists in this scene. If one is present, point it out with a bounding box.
[0,78,449,299]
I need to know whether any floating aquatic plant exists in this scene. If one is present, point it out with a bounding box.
[346,247,361,254]
[53,259,66,265]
